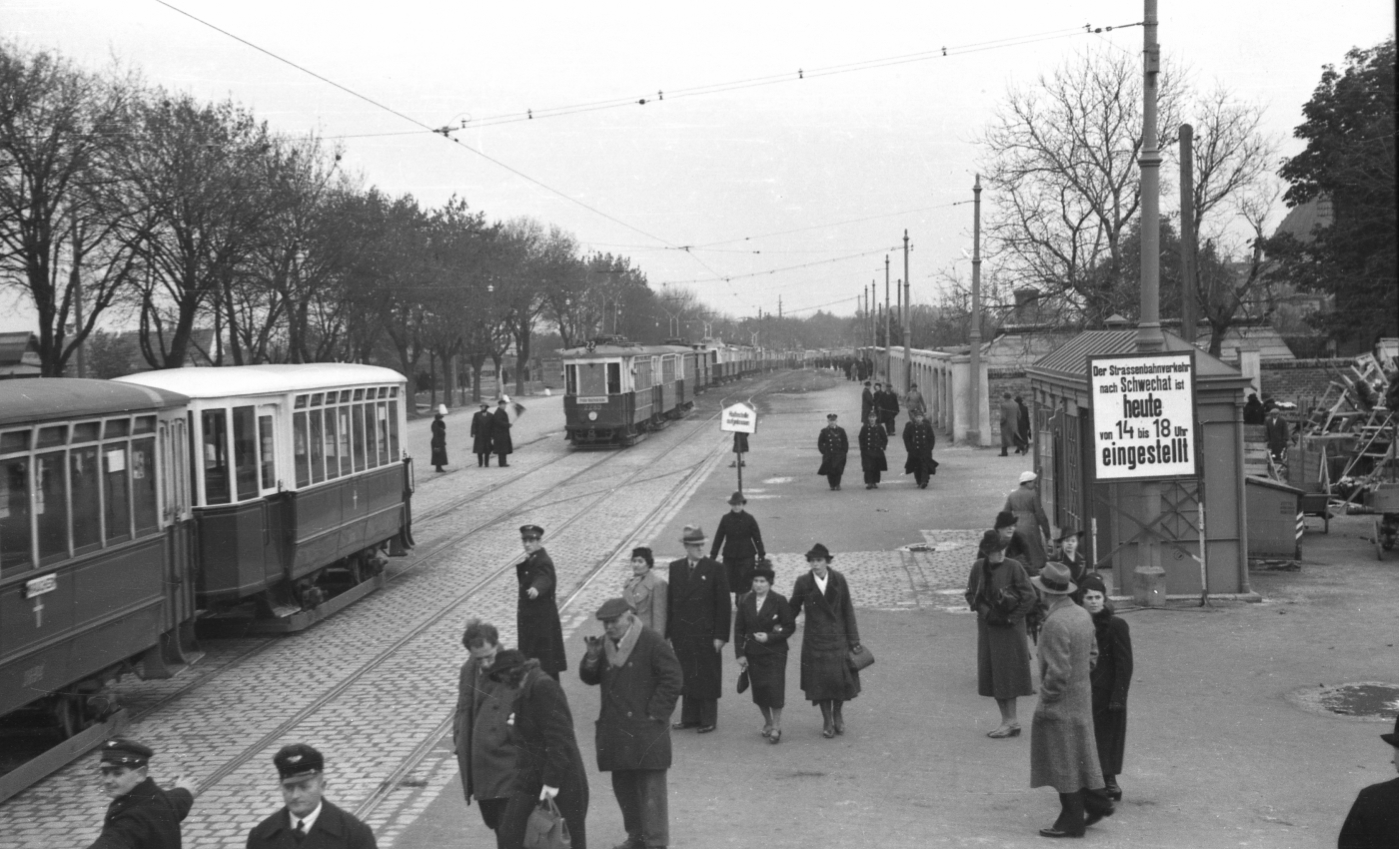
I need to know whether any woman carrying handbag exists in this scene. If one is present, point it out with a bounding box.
[790,544,864,738]
[734,563,796,744]
[964,529,1037,738]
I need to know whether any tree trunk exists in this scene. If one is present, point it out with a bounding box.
[428,349,438,412]
[514,320,530,396]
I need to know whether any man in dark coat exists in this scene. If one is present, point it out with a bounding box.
[817,413,849,490]
[453,620,518,847]
[1242,392,1265,425]
[1338,714,1399,848]
[580,598,684,849]
[246,743,377,849]
[1000,392,1020,456]
[469,402,494,467]
[858,412,889,489]
[1264,402,1290,463]
[665,524,730,732]
[711,491,766,599]
[430,405,448,472]
[491,398,513,467]
[88,738,193,849]
[516,524,567,679]
[860,381,876,423]
[878,381,901,435]
[901,409,937,489]
[1015,395,1031,454]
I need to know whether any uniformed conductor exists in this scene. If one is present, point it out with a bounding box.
[245,744,376,849]
[88,738,193,849]
[665,524,730,733]
[517,524,568,680]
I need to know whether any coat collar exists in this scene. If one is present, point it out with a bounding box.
[604,619,642,667]
[255,800,350,840]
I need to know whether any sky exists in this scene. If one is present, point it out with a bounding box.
[1,0,1394,335]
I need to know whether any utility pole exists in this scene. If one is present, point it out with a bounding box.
[903,229,911,394]
[71,230,85,378]
[1136,0,1166,606]
[969,174,983,444]
[1179,123,1197,343]
[884,255,891,381]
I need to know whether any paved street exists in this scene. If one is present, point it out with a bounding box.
[2,369,1395,849]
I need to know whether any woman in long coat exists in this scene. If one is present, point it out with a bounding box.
[734,564,797,743]
[901,410,937,489]
[453,620,518,845]
[1080,573,1132,801]
[857,412,888,489]
[1003,471,1051,574]
[622,547,667,635]
[817,414,849,491]
[1029,563,1112,838]
[789,543,862,738]
[490,651,590,849]
[431,405,448,472]
[964,529,1037,738]
[491,399,513,467]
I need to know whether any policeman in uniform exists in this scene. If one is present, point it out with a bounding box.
[517,524,568,680]
[245,744,376,848]
[88,738,193,849]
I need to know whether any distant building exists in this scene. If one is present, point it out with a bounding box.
[0,332,41,378]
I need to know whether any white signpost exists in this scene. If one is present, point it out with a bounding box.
[1089,351,1197,482]
[721,402,756,491]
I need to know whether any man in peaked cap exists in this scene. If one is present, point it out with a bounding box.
[88,738,193,849]
[1338,713,1399,847]
[665,524,730,733]
[818,413,850,491]
[516,524,567,680]
[246,744,376,849]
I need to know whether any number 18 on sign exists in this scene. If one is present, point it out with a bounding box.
[1089,351,1197,481]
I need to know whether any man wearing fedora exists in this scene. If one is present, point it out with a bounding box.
[470,401,494,467]
[492,398,513,467]
[88,738,193,849]
[1029,562,1114,838]
[711,491,766,601]
[666,525,730,733]
[817,413,849,491]
[516,524,567,680]
[246,744,377,848]
[580,598,683,849]
[1338,714,1399,847]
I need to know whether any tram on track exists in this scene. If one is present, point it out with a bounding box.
[562,339,699,447]
[0,364,413,802]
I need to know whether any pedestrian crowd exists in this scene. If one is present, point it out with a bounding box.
[431,397,519,473]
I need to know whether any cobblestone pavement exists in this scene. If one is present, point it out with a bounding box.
[0,382,767,848]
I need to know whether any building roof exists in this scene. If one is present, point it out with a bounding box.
[0,331,40,368]
[559,344,695,359]
[114,363,407,398]
[0,378,186,429]
[1194,324,1298,362]
[1029,329,1243,386]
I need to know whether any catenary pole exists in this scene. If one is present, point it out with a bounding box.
[1179,123,1197,343]
[884,255,891,381]
[903,229,912,394]
[969,175,982,444]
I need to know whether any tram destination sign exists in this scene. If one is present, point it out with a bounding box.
[720,402,757,434]
[1088,350,1197,482]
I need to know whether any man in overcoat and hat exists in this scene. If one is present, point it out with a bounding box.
[516,525,567,679]
[88,738,193,849]
[860,381,876,423]
[246,744,377,848]
[817,413,849,491]
[666,524,730,733]
[1338,713,1399,847]
[711,491,766,600]
[1028,562,1114,838]
[901,409,937,489]
[580,598,684,849]
[491,398,513,467]
[877,380,900,436]
[470,402,494,467]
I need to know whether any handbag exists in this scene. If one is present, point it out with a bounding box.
[848,643,875,672]
[737,668,750,693]
[524,797,572,849]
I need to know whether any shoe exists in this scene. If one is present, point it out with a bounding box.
[499,463,510,467]
[986,725,1021,739]
[761,725,773,738]
[696,724,716,734]
[1103,781,1122,801]
[1038,827,1083,838]
[768,729,781,744]
[1084,805,1115,827]
[833,719,845,735]
[671,721,697,730]
[822,727,835,739]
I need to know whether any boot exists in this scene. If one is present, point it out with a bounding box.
[832,701,845,735]
[819,701,835,738]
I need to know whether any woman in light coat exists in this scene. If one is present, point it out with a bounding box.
[1003,470,1051,573]
[964,529,1037,737]
[1029,563,1114,838]
[622,547,667,635]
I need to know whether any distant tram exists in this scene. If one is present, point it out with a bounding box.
[562,340,699,446]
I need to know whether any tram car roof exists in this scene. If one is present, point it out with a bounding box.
[0,378,187,428]
[559,343,695,360]
[113,363,408,398]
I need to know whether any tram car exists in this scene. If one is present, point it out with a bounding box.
[561,339,697,447]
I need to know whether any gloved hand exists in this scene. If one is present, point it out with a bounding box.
[539,785,559,801]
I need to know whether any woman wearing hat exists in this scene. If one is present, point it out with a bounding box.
[1002,471,1051,573]
[817,413,849,491]
[1052,527,1090,605]
[489,650,590,849]
[1081,573,1132,802]
[858,411,889,489]
[623,547,667,635]
[734,562,796,744]
[431,405,449,473]
[964,529,1036,738]
[790,544,863,738]
[1029,562,1114,838]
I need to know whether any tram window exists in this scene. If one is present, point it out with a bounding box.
[662,356,675,382]
[606,363,622,394]
[258,415,275,490]
[0,457,32,571]
[295,394,307,409]
[232,406,258,501]
[131,437,158,535]
[340,390,351,403]
[566,366,578,395]
[323,407,340,479]
[309,410,325,483]
[388,401,400,459]
[353,388,365,401]
[133,416,155,435]
[310,393,323,406]
[361,404,377,469]
[104,419,130,439]
[352,403,367,471]
[36,451,69,562]
[1,430,30,454]
[338,408,352,475]
[70,446,100,551]
[37,425,67,449]
[294,412,310,487]
[73,422,99,443]
[201,409,230,505]
[376,403,389,465]
[104,443,131,543]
